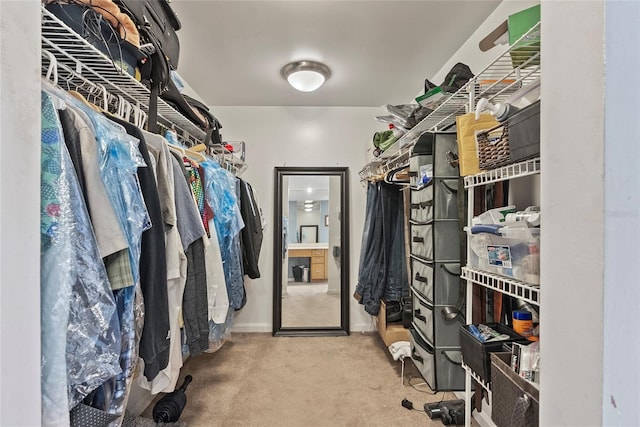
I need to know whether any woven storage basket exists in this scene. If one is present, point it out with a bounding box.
[477,124,511,170]
[491,352,539,427]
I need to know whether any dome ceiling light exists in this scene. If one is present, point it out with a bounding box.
[281,60,331,92]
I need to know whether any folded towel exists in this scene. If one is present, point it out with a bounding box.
[388,340,411,361]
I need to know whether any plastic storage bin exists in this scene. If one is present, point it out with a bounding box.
[459,323,527,383]
[468,226,540,284]
[472,206,517,226]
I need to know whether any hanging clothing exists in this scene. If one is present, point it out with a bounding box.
[201,161,245,310]
[59,100,148,417]
[137,131,188,394]
[40,92,121,426]
[239,178,263,279]
[58,104,133,298]
[107,114,171,382]
[355,182,409,316]
[169,153,209,357]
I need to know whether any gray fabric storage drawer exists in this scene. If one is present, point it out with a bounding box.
[412,131,458,178]
[410,220,461,261]
[410,327,435,387]
[410,327,465,391]
[412,292,434,344]
[410,178,458,223]
[411,258,463,306]
[412,289,464,347]
[433,304,465,347]
[409,154,433,187]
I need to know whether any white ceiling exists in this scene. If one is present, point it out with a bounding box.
[287,175,330,201]
[171,0,501,107]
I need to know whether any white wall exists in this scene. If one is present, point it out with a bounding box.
[213,106,380,332]
[602,2,640,425]
[541,2,605,426]
[433,0,542,211]
[327,176,341,294]
[431,0,540,85]
[0,1,41,424]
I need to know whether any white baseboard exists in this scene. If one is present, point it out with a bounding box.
[231,323,272,333]
[230,322,372,334]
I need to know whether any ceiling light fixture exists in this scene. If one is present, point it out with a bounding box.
[304,208,313,212]
[281,60,331,92]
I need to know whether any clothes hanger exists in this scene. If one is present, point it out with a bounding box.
[100,85,110,112]
[122,98,132,122]
[184,148,207,164]
[190,143,207,153]
[43,50,58,87]
[133,101,147,129]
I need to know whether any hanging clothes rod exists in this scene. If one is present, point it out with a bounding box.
[42,49,150,128]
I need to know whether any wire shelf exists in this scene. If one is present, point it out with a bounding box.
[463,157,540,188]
[462,267,540,306]
[462,362,491,392]
[41,7,206,143]
[360,22,541,182]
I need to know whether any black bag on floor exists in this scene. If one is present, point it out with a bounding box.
[153,375,193,423]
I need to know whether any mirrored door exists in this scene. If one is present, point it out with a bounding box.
[273,167,349,336]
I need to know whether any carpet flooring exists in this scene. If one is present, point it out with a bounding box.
[146,332,459,426]
[281,283,341,328]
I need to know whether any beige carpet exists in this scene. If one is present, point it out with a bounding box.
[281,283,341,328]
[147,332,460,426]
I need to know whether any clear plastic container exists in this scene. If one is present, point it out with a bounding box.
[472,206,517,225]
[468,226,540,284]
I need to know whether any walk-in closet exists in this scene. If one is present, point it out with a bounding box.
[0,1,636,426]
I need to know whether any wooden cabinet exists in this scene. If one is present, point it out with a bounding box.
[310,249,326,281]
[288,247,328,281]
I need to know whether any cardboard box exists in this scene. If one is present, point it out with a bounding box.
[377,300,409,347]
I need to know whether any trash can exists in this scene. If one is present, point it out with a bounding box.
[302,267,310,283]
[292,265,303,282]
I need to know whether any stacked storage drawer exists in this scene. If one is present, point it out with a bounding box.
[408,131,465,391]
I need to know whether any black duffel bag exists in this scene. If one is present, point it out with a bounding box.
[161,79,223,147]
[114,0,181,132]
[114,0,181,69]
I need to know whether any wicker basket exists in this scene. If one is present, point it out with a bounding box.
[477,123,511,170]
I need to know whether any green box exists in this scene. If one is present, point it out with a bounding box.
[508,4,540,68]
